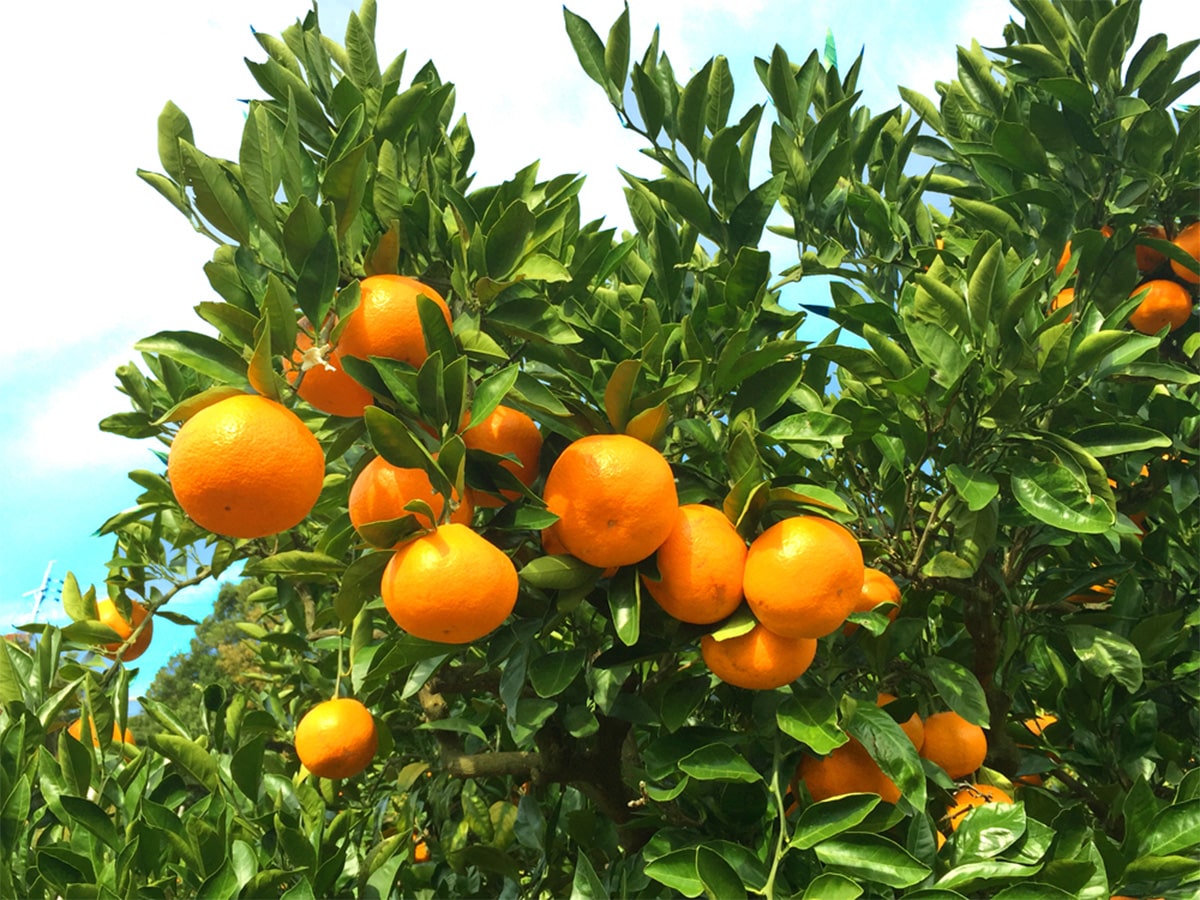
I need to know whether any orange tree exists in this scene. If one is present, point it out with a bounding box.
[1,1,1198,897]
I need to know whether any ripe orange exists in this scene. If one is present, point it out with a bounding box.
[338,275,452,369]
[1128,279,1193,334]
[413,836,431,863]
[643,504,747,624]
[167,394,326,539]
[463,405,543,507]
[742,516,864,639]
[877,693,924,749]
[843,567,902,635]
[286,331,373,418]
[380,523,519,644]
[67,717,135,746]
[797,737,900,805]
[1022,714,1058,738]
[1049,287,1075,321]
[1135,224,1168,272]
[1171,221,1200,284]
[700,623,817,690]
[946,783,1013,831]
[348,455,473,539]
[1066,581,1115,604]
[294,697,378,779]
[96,598,152,661]
[920,710,988,779]
[542,434,677,569]
[1055,225,1113,275]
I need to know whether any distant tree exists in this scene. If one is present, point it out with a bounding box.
[133,578,265,737]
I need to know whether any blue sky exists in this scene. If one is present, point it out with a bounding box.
[1,0,1195,694]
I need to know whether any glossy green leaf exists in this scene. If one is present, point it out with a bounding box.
[955,800,1027,860]
[946,464,1000,511]
[134,331,250,386]
[1068,424,1172,457]
[696,846,744,900]
[678,744,762,783]
[801,873,864,900]
[926,657,990,726]
[147,733,219,791]
[1007,457,1115,534]
[813,834,931,888]
[778,692,846,754]
[791,794,881,850]
[1067,625,1143,691]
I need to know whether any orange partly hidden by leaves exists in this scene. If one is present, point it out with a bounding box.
[463,405,543,507]
[1022,714,1058,738]
[1135,224,1168,272]
[286,330,373,418]
[797,737,900,805]
[1128,279,1193,334]
[1055,225,1113,275]
[743,516,865,639]
[168,394,326,539]
[844,567,902,635]
[1049,287,1075,321]
[1066,580,1115,604]
[380,523,518,644]
[97,598,152,661]
[541,523,617,578]
[542,434,677,569]
[294,697,378,779]
[877,693,924,749]
[338,275,452,369]
[1171,220,1200,284]
[643,504,747,625]
[920,710,988,779]
[946,783,1013,831]
[67,717,135,746]
[348,455,473,541]
[700,623,816,690]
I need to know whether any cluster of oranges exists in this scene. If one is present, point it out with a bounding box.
[1051,220,1198,334]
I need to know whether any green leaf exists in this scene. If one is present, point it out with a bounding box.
[519,556,598,591]
[231,735,266,801]
[604,358,640,432]
[180,141,251,243]
[1007,457,1115,534]
[59,795,119,850]
[926,657,990,727]
[572,851,610,899]
[608,568,642,647]
[955,801,1027,860]
[1143,800,1200,856]
[485,201,536,280]
[335,552,391,627]
[60,572,97,623]
[813,834,931,888]
[845,702,927,813]
[678,59,714,161]
[1067,625,1143,691]
[777,692,846,754]
[528,649,586,699]
[295,232,339,327]
[563,7,615,101]
[1068,424,1172,457]
[603,4,630,95]
[801,872,865,900]
[678,744,761,783]
[134,331,250,386]
[946,465,1000,512]
[157,100,194,183]
[791,794,881,850]
[147,733,219,791]
[696,846,744,900]
[244,551,344,579]
[935,860,1042,893]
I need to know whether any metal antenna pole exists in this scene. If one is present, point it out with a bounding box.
[27,560,56,624]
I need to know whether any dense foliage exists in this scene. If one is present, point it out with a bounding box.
[1,1,1197,897]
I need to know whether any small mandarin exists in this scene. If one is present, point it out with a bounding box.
[287,330,373,417]
[877,693,924,750]
[294,697,378,779]
[1171,221,1200,284]
[946,783,1013,831]
[96,598,152,661]
[797,738,900,805]
[844,567,902,635]
[920,710,988,779]
[542,434,677,569]
[462,405,543,507]
[67,717,135,746]
[643,504,746,625]
[742,516,865,639]
[380,523,518,644]
[1128,279,1193,334]
[338,275,453,369]
[348,456,473,541]
[700,623,817,690]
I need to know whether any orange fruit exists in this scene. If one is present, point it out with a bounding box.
[742,516,865,639]
[463,405,543,507]
[1014,772,1044,788]
[642,504,747,625]
[380,523,518,644]
[877,693,924,749]
[1128,279,1193,334]
[1022,714,1058,738]
[348,455,473,540]
[843,567,902,635]
[1135,224,1168,272]
[797,737,900,805]
[920,710,988,779]
[413,839,431,863]
[1055,225,1112,275]
[1171,220,1200,284]
[167,394,326,539]
[1049,287,1075,321]
[286,330,373,417]
[294,697,378,779]
[542,434,677,569]
[700,623,817,690]
[338,275,452,369]
[96,598,152,661]
[1066,581,1115,604]
[946,783,1013,831]
[67,717,135,746]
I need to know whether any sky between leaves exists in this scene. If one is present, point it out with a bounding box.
[0,0,1195,694]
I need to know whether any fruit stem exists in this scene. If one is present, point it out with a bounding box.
[763,733,788,900]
